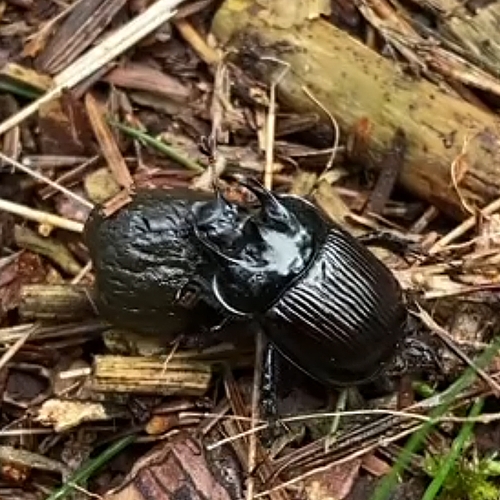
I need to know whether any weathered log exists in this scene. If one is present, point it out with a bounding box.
[211,0,500,220]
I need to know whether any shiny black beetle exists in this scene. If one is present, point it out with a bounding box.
[84,175,408,388]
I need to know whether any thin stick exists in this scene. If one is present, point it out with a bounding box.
[260,58,290,190]
[0,323,39,370]
[0,0,184,136]
[0,152,93,209]
[415,306,500,396]
[0,198,84,233]
[246,332,264,500]
[428,196,500,255]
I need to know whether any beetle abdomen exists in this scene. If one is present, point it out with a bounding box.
[261,226,407,386]
[84,189,218,337]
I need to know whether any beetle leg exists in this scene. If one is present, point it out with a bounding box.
[259,342,295,446]
[358,230,425,262]
[260,342,280,422]
[174,281,203,309]
[397,336,444,378]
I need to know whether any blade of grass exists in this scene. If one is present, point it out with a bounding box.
[109,119,204,173]
[422,397,484,500]
[370,335,500,500]
[0,81,43,100]
[45,434,136,500]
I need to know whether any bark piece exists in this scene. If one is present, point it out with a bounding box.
[36,0,128,74]
[91,355,212,396]
[19,284,98,321]
[104,432,243,500]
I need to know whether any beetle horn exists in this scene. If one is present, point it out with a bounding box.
[227,174,294,226]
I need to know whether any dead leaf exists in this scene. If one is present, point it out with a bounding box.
[38,93,92,155]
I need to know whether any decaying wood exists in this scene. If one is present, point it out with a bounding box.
[211,0,500,220]
[36,0,128,74]
[19,284,98,320]
[91,355,213,396]
[432,0,500,77]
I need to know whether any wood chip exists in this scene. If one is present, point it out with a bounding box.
[85,93,134,191]
[36,0,128,74]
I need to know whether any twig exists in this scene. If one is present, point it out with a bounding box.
[428,196,500,255]
[0,198,84,233]
[85,93,133,190]
[415,306,500,396]
[174,18,220,66]
[246,332,264,500]
[0,323,39,370]
[0,152,93,209]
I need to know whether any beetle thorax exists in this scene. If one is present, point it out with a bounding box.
[190,180,320,316]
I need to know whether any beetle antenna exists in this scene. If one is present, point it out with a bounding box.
[198,134,220,193]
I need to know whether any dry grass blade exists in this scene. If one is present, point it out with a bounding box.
[0,0,184,137]
[85,93,133,190]
[37,0,128,74]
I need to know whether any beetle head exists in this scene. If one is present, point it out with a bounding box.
[191,175,323,316]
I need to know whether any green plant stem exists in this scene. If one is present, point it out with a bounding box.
[45,434,136,500]
[109,119,204,173]
[422,397,484,500]
[0,80,43,100]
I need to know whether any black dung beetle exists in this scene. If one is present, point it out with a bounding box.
[84,176,408,388]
